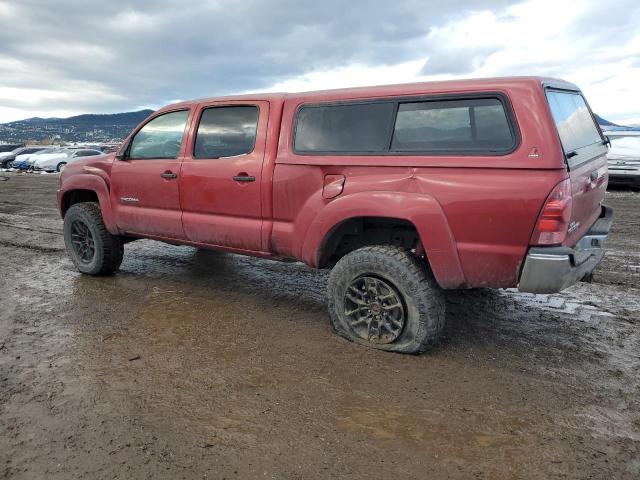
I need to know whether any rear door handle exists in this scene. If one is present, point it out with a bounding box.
[160,171,177,180]
[233,174,256,182]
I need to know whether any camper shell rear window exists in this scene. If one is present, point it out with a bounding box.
[545,88,605,168]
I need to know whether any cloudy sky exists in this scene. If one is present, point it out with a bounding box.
[0,0,639,124]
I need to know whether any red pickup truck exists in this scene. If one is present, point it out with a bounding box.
[58,77,612,353]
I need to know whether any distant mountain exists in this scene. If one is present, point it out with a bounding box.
[594,114,620,128]
[0,109,154,143]
[594,114,640,132]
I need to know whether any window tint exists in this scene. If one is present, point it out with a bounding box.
[294,103,395,153]
[546,90,602,154]
[128,110,189,159]
[75,150,100,157]
[391,98,514,152]
[194,106,259,159]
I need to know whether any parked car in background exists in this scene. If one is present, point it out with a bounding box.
[11,148,67,171]
[607,137,640,188]
[34,149,103,172]
[100,144,121,153]
[4,146,48,169]
[0,146,27,167]
[0,143,24,153]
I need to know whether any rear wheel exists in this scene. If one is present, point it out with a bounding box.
[327,245,445,354]
[63,202,123,275]
[56,162,67,172]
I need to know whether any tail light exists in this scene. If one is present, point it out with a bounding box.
[530,178,572,245]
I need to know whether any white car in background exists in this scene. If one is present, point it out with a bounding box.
[9,147,50,168]
[23,148,69,170]
[33,148,103,172]
[1,146,43,168]
[607,137,640,189]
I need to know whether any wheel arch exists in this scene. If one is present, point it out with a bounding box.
[301,191,467,289]
[317,216,419,266]
[58,173,118,234]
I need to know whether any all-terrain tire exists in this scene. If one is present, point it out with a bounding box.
[327,245,445,354]
[63,202,123,275]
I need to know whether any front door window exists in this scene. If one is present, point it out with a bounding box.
[128,110,189,160]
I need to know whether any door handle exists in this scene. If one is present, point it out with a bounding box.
[233,174,256,182]
[160,171,177,180]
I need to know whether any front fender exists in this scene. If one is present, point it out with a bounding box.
[57,172,118,234]
[300,191,466,289]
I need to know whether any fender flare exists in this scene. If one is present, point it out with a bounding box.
[300,191,467,289]
[58,171,118,234]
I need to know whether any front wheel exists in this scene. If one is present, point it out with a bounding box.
[56,162,67,172]
[63,202,123,275]
[327,245,445,354]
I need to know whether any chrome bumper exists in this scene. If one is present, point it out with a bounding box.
[518,205,613,294]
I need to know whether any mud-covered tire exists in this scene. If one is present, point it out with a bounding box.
[327,245,445,354]
[63,202,123,275]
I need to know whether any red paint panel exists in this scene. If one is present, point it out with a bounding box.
[110,158,185,238]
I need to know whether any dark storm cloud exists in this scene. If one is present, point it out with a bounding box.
[0,0,512,117]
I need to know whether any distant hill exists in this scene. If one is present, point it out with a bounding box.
[594,114,620,127]
[0,109,154,143]
[595,114,640,132]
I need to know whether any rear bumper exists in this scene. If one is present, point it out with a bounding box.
[518,205,613,294]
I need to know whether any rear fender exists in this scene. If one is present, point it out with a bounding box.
[58,172,118,234]
[301,191,466,289]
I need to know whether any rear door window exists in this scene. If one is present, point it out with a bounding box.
[546,90,604,166]
[194,105,259,159]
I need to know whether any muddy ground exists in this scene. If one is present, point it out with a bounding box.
[0,173,639,479]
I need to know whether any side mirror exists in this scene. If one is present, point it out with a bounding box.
[116,137,133,160]
[115,145,128,160]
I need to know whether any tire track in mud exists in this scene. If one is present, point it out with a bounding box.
[0,240,63,253]
[0,212,64,253]
[0,212,62,234]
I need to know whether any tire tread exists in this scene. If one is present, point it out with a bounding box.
[64,202,123,275]
[327,245,445,354]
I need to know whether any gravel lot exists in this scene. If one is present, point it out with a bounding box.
[1,173,639,479]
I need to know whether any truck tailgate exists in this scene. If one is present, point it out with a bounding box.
[565,150,608,245]
[545,88,609,246]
